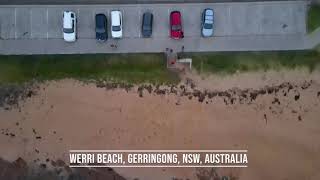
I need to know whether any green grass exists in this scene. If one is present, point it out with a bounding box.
[189,51,320,75]
[308,4,320,33]
[0,54,179,85]
[1,51,320,85]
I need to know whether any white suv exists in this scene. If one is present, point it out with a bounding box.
[63,11,76,42]
[111,10,123,38]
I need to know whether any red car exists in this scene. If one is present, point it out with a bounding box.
[170,11,184,39]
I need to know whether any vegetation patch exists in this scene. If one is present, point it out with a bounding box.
[308,4,320,33]
[0,54,179,85]
[189,51,320,74]
[1,51,320,85]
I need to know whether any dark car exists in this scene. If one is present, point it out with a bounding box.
[141,12,153,38]
[95,14,108,41]
[170,11,184,39]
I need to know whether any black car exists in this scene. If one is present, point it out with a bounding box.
[141,12,153,38]
[95,14,108,41]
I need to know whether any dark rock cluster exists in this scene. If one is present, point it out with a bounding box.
[133,81,315,106]
[96,81,134,92]
[0,157,126,180]
[0,83,38,110]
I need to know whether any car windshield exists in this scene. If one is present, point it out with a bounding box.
[112,26,121,31]
[172,25,181,31]
[204,23,213,29]
[96,28,105,33]
[63,28,74,33]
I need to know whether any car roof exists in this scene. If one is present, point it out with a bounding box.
[171,11,181,25]
[204,9,214,24]
[63,11,74,29]
[96,14,106,22]
[143,13,153,25]
[96,14,106,27]
[111,11,121,25]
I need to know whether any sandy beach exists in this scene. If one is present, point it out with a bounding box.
[0,69,320,180]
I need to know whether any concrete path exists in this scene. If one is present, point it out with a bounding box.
[0,1,317,55]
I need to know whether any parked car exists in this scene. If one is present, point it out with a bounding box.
[141,12,153,38]
[95,14,108,41]
[63,11,76,42]
[201,8,214,37]
[170,11,184,39]
[111,10,123,38]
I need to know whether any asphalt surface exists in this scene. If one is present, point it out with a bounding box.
[0,1,312,54]
[0,0,304,5]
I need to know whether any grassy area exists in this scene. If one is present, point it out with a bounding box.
[308,4,320,33]
[189,51,320,74]
[0,54,179,84]
[1,51,320,85]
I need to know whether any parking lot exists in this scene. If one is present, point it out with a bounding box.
[0,2,306,40]
[0,1,311,54]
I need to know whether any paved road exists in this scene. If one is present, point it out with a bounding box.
[0,0,305,5]
[0,1,312,54]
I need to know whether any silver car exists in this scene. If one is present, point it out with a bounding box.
[201,8,214,37]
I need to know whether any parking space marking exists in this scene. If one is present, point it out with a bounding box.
[78,8,95,39]
[46,8,48,39]
[0,8,16,39]
[31,8,48,39]
[15,8,31,39]
[138,9,141,38]
[14,8,17,39]
[48,8,61,39]
[30,9,32,38]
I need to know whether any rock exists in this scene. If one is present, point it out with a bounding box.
[137,87,143,97]
[145,85,152,94]
[249,92,258,101]
[14,157,27,168]
[40,163,47,169]
[272,98,281,105]
[56,159,65,167]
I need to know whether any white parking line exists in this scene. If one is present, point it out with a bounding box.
[138,9,141,38]
[77,8,80,38]
[46,8,48,39]
[14,8,17,39]
[228,6,231,35]
[30,9,32,38]
[258,6,262,35]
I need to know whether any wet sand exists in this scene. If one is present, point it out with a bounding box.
[0,69,320,180]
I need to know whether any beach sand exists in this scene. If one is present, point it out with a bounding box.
[0,69,320,180]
